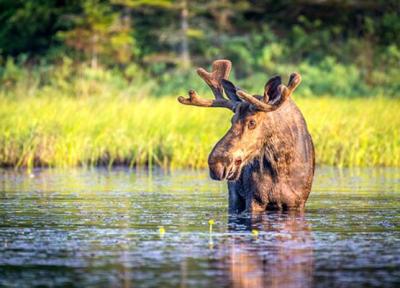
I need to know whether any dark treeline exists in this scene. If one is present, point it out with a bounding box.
[0,0,399,97]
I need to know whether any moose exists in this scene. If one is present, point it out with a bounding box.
[178,60,315,213]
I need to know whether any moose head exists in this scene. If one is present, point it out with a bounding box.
[178,60,301,182]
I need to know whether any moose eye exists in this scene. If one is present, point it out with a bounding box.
[248,119,257,130]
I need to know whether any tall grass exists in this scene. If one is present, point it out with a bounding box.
[0,95,398,169]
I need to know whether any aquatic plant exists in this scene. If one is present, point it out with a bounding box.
[159,226,165,238]
[208,219,215,233]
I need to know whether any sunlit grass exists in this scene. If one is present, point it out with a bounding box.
[0,95,398,168]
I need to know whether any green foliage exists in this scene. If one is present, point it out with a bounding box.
[0,95,398,168]
[111,0,173,9]
[0,55,397,100]
[260,43,285,71]
[0,0,79,55]
[297,57,366,97]
[380,12,400,46]
[0,0,399,96]
[57,0,136,67]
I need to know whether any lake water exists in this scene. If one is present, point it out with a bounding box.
[0,167,399,288]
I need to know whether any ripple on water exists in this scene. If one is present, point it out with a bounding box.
[0,166,399,288]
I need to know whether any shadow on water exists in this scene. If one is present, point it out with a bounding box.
[0,166,399,287]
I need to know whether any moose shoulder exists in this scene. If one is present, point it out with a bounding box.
[178,60,315,213]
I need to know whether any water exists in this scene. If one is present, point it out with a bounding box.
[0,167,399,288]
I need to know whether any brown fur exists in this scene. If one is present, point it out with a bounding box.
[178,60,315,213]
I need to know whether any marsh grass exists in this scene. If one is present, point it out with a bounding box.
[0,95,398,169]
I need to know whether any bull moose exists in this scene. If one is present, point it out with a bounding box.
[178,60,315,213]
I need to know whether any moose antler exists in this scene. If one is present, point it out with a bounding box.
[177,60,238,111]
[236,72,301,112]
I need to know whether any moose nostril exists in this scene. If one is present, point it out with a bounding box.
[234,158,242,166]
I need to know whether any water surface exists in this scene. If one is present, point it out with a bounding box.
[0,167,399,287]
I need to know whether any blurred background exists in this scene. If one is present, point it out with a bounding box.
[0,0,399,169]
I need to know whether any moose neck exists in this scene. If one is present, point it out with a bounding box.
[251,100,309,180]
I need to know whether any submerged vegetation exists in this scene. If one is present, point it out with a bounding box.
[0,94,398,169]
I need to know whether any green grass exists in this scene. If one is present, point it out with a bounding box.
[0,95,398,169]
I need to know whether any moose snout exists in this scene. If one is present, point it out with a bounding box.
[209,162,227,180]
[208,154,233,181]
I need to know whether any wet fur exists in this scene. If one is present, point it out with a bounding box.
[225,99,315,213]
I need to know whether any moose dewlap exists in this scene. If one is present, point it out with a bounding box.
[178,60,315,213]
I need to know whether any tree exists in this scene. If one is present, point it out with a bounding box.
[58,0,135,68]
[112,0,192,70]
[0,0,79,56]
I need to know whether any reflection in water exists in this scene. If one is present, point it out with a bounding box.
[225,212,313,288]
[0,167,399,287]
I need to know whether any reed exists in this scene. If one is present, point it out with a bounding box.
[0,95,398,169]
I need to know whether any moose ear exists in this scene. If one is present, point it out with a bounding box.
[264,76,282,104]
[221,79,242,102]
